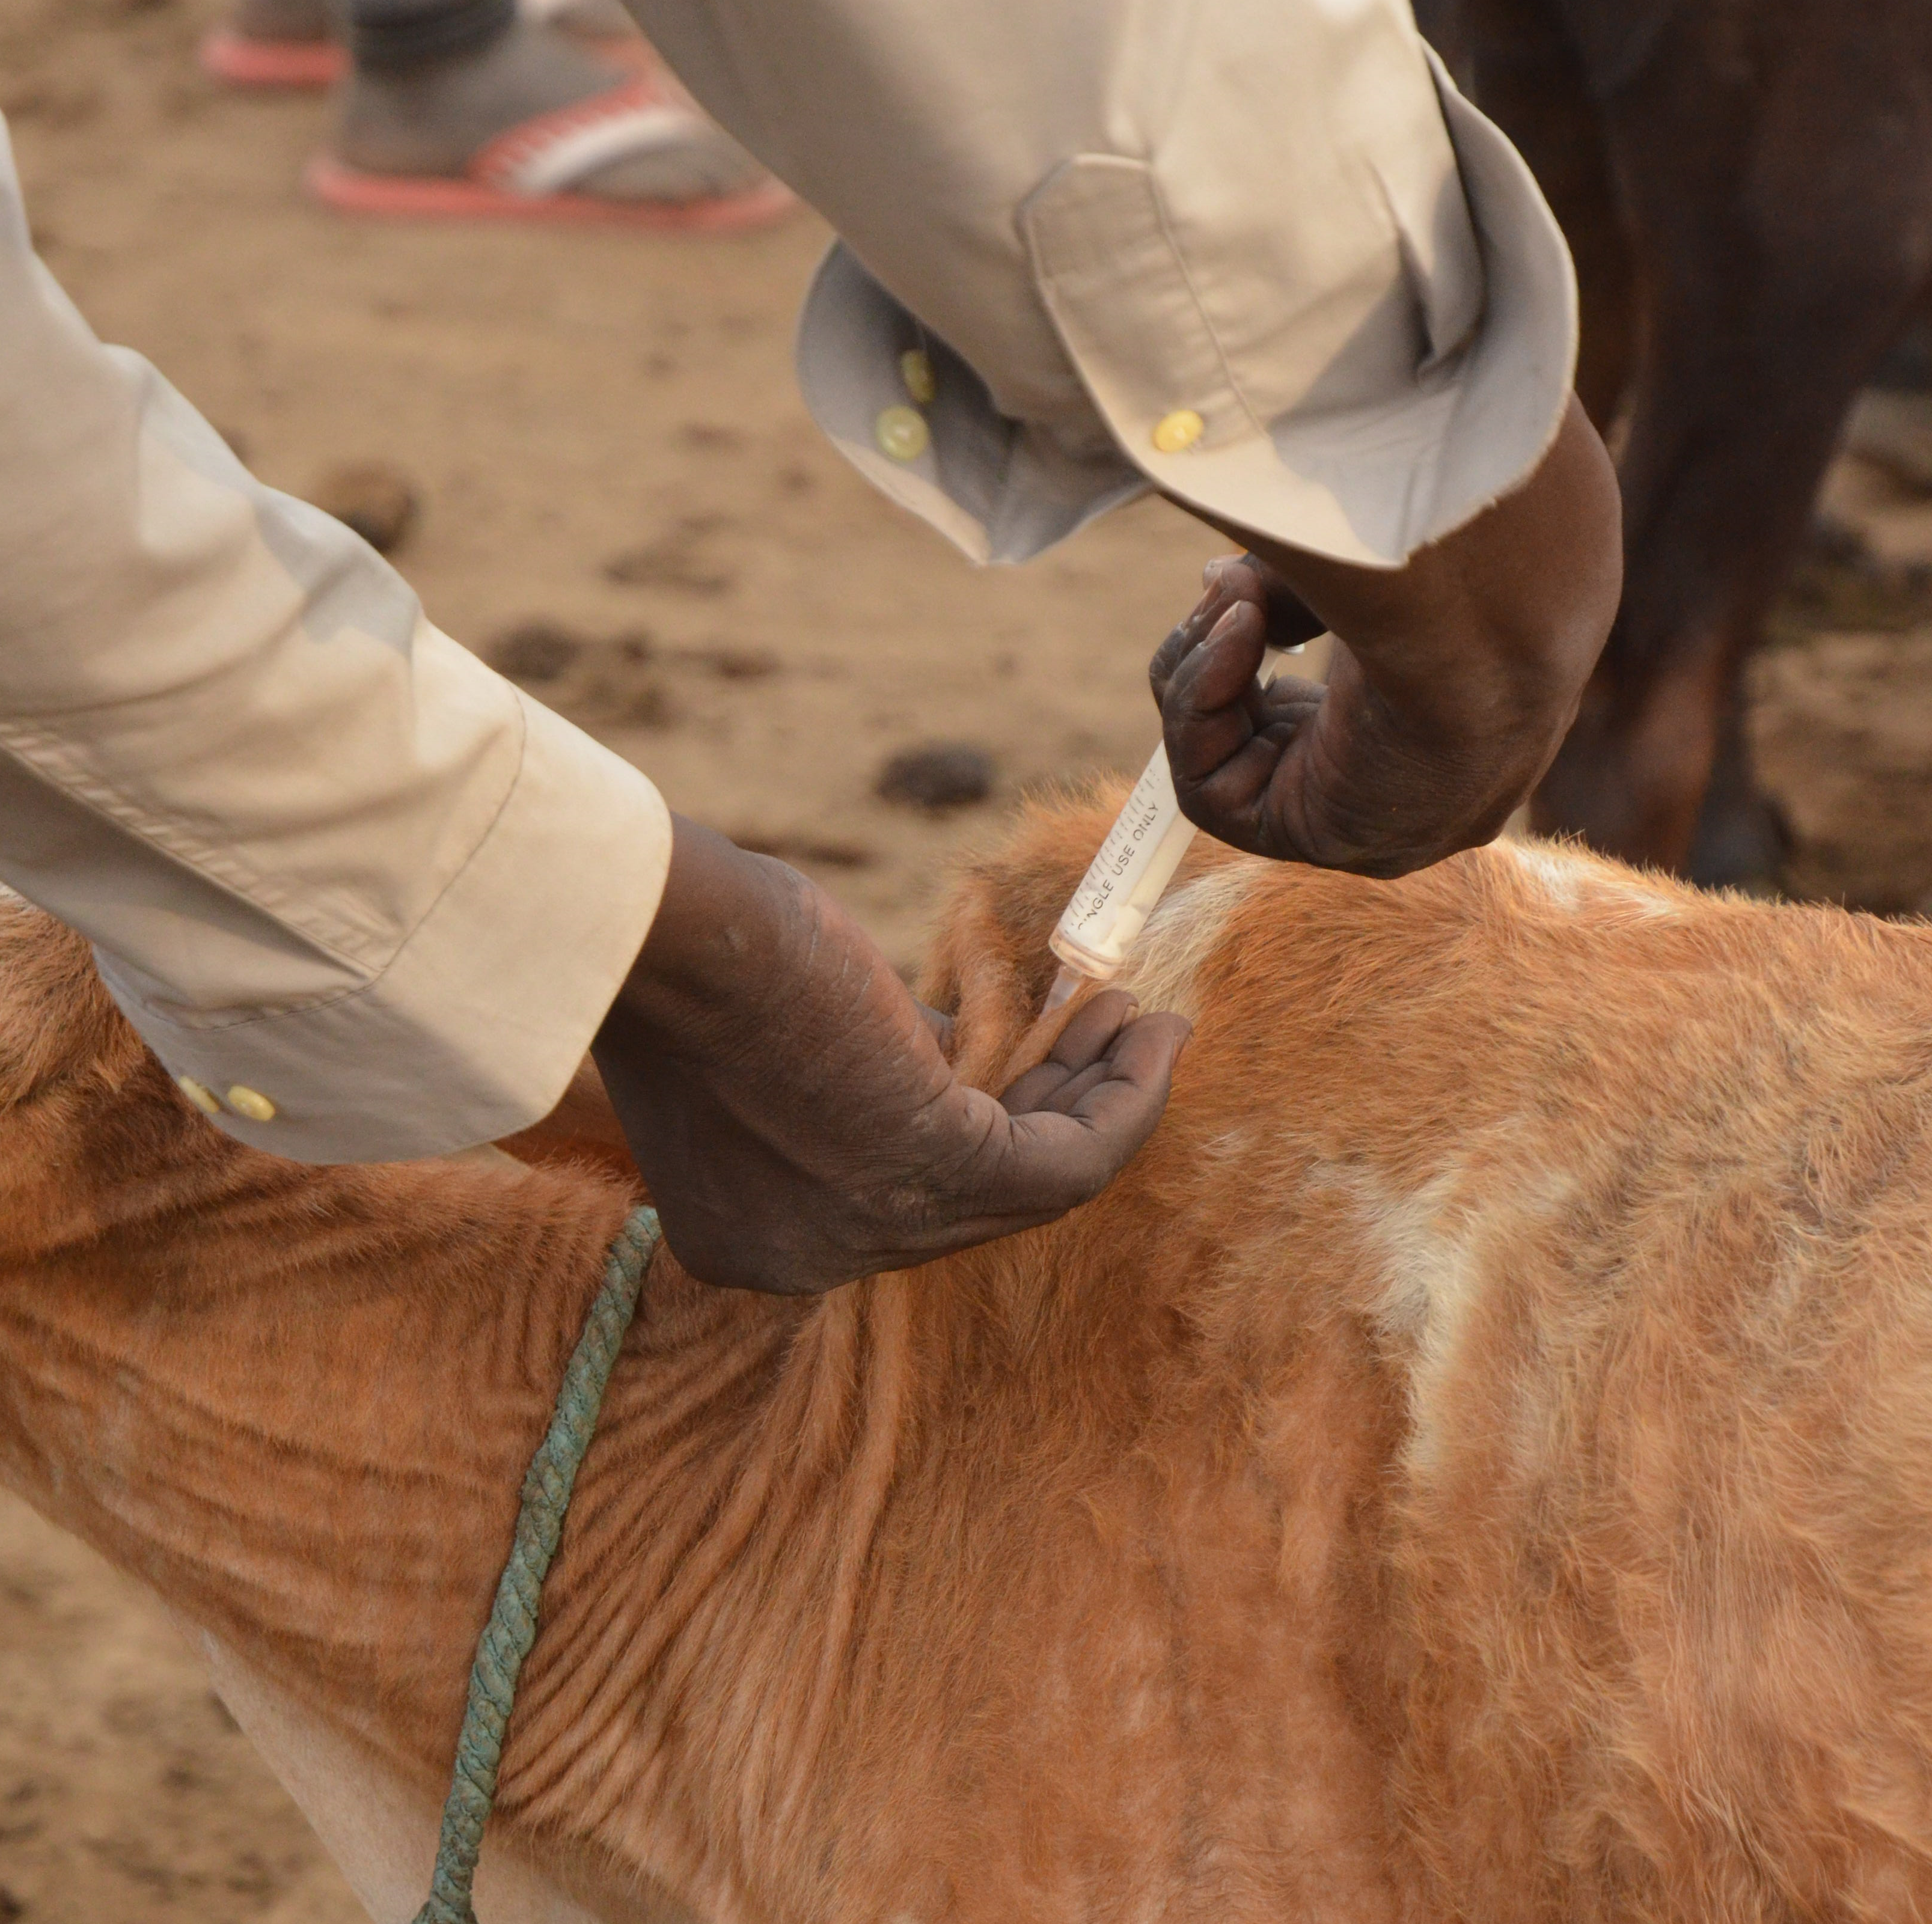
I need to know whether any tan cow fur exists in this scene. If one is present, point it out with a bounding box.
[5,788,1932,1922]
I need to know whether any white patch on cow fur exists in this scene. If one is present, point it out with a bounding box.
[1503,838,1680,920]
[1114,860,1259,1022]
[1505,840,1585,909]
[1343,1153,1575,1481]
[1356,1164,1488,1480]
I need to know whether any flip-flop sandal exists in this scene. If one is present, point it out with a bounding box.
[304,76,795,231]
[198,25,347,88]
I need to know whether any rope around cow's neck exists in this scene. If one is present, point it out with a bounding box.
[414,1203,662,1924]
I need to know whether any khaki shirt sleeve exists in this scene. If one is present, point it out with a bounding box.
[628,0,1577,568]
[0,126,670,1163]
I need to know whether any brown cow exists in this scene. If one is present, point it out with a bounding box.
[8,790,1932,1920]
[1419,0,1932,885]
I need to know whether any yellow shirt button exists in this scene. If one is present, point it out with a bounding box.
[1151,408,1205,454]
[176,1075,222,1118]
[875,405,930,462]
[899,348,936,406]
[226,1085,277,1123]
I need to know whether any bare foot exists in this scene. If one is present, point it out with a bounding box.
[332,16,765,202]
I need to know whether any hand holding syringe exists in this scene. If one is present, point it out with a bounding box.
[1044,638,1313,1012]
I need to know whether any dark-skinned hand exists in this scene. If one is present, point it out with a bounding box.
[1153,393,1623,878]
[592,816,1190,1293]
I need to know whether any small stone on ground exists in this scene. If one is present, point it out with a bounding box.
[307,459,420,554]
[490,620,587,684]
[874,742,995,811]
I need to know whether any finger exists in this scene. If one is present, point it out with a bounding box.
[1005,1055,1116,1119]
[999,988,1137,1113]
[1177,599,1270,710]
[1161,601,1270,783]
[974,1012,1193,1224]
[1250,568,1328,652]
[1174,736,1291,853]
[1149,555,1267,704]
[863,1012,1193,1272]
[1253,673,1326,734]
[1048,987,1138,1069]
[1205,551,1264,590]
[1163,668,1330,857]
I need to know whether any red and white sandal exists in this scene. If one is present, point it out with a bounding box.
[304,75,795,231]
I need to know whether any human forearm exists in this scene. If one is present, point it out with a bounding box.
[0,126,668,1159]
[1243,397,1620,769]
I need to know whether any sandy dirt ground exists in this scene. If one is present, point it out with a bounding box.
[0,1496,369,1923]
[7,1,1932,1919]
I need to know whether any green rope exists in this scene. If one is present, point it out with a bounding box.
[414,1203,661,1924]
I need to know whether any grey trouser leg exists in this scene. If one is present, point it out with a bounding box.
[349,0,516,70]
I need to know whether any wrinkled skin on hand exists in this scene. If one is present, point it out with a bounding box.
[1150,557,1502,875]
[1154,394,1622,878]
[593,819,1190,1293]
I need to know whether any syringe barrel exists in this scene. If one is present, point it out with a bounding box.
[1048,742,1199,981]
[1047,643,1305,986]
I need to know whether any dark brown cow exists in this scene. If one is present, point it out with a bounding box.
[1420,0,1932,882]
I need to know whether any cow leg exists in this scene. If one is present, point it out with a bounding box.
[1455,0,1637,432]
[1682,693,1786,889]
[1530,0,1932,872]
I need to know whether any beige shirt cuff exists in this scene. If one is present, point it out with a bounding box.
[99,694,670,1165]
[794,51,1576,571]
[0,121,673,1165]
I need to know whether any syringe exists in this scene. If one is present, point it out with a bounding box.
[1043,643,1309,1013]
